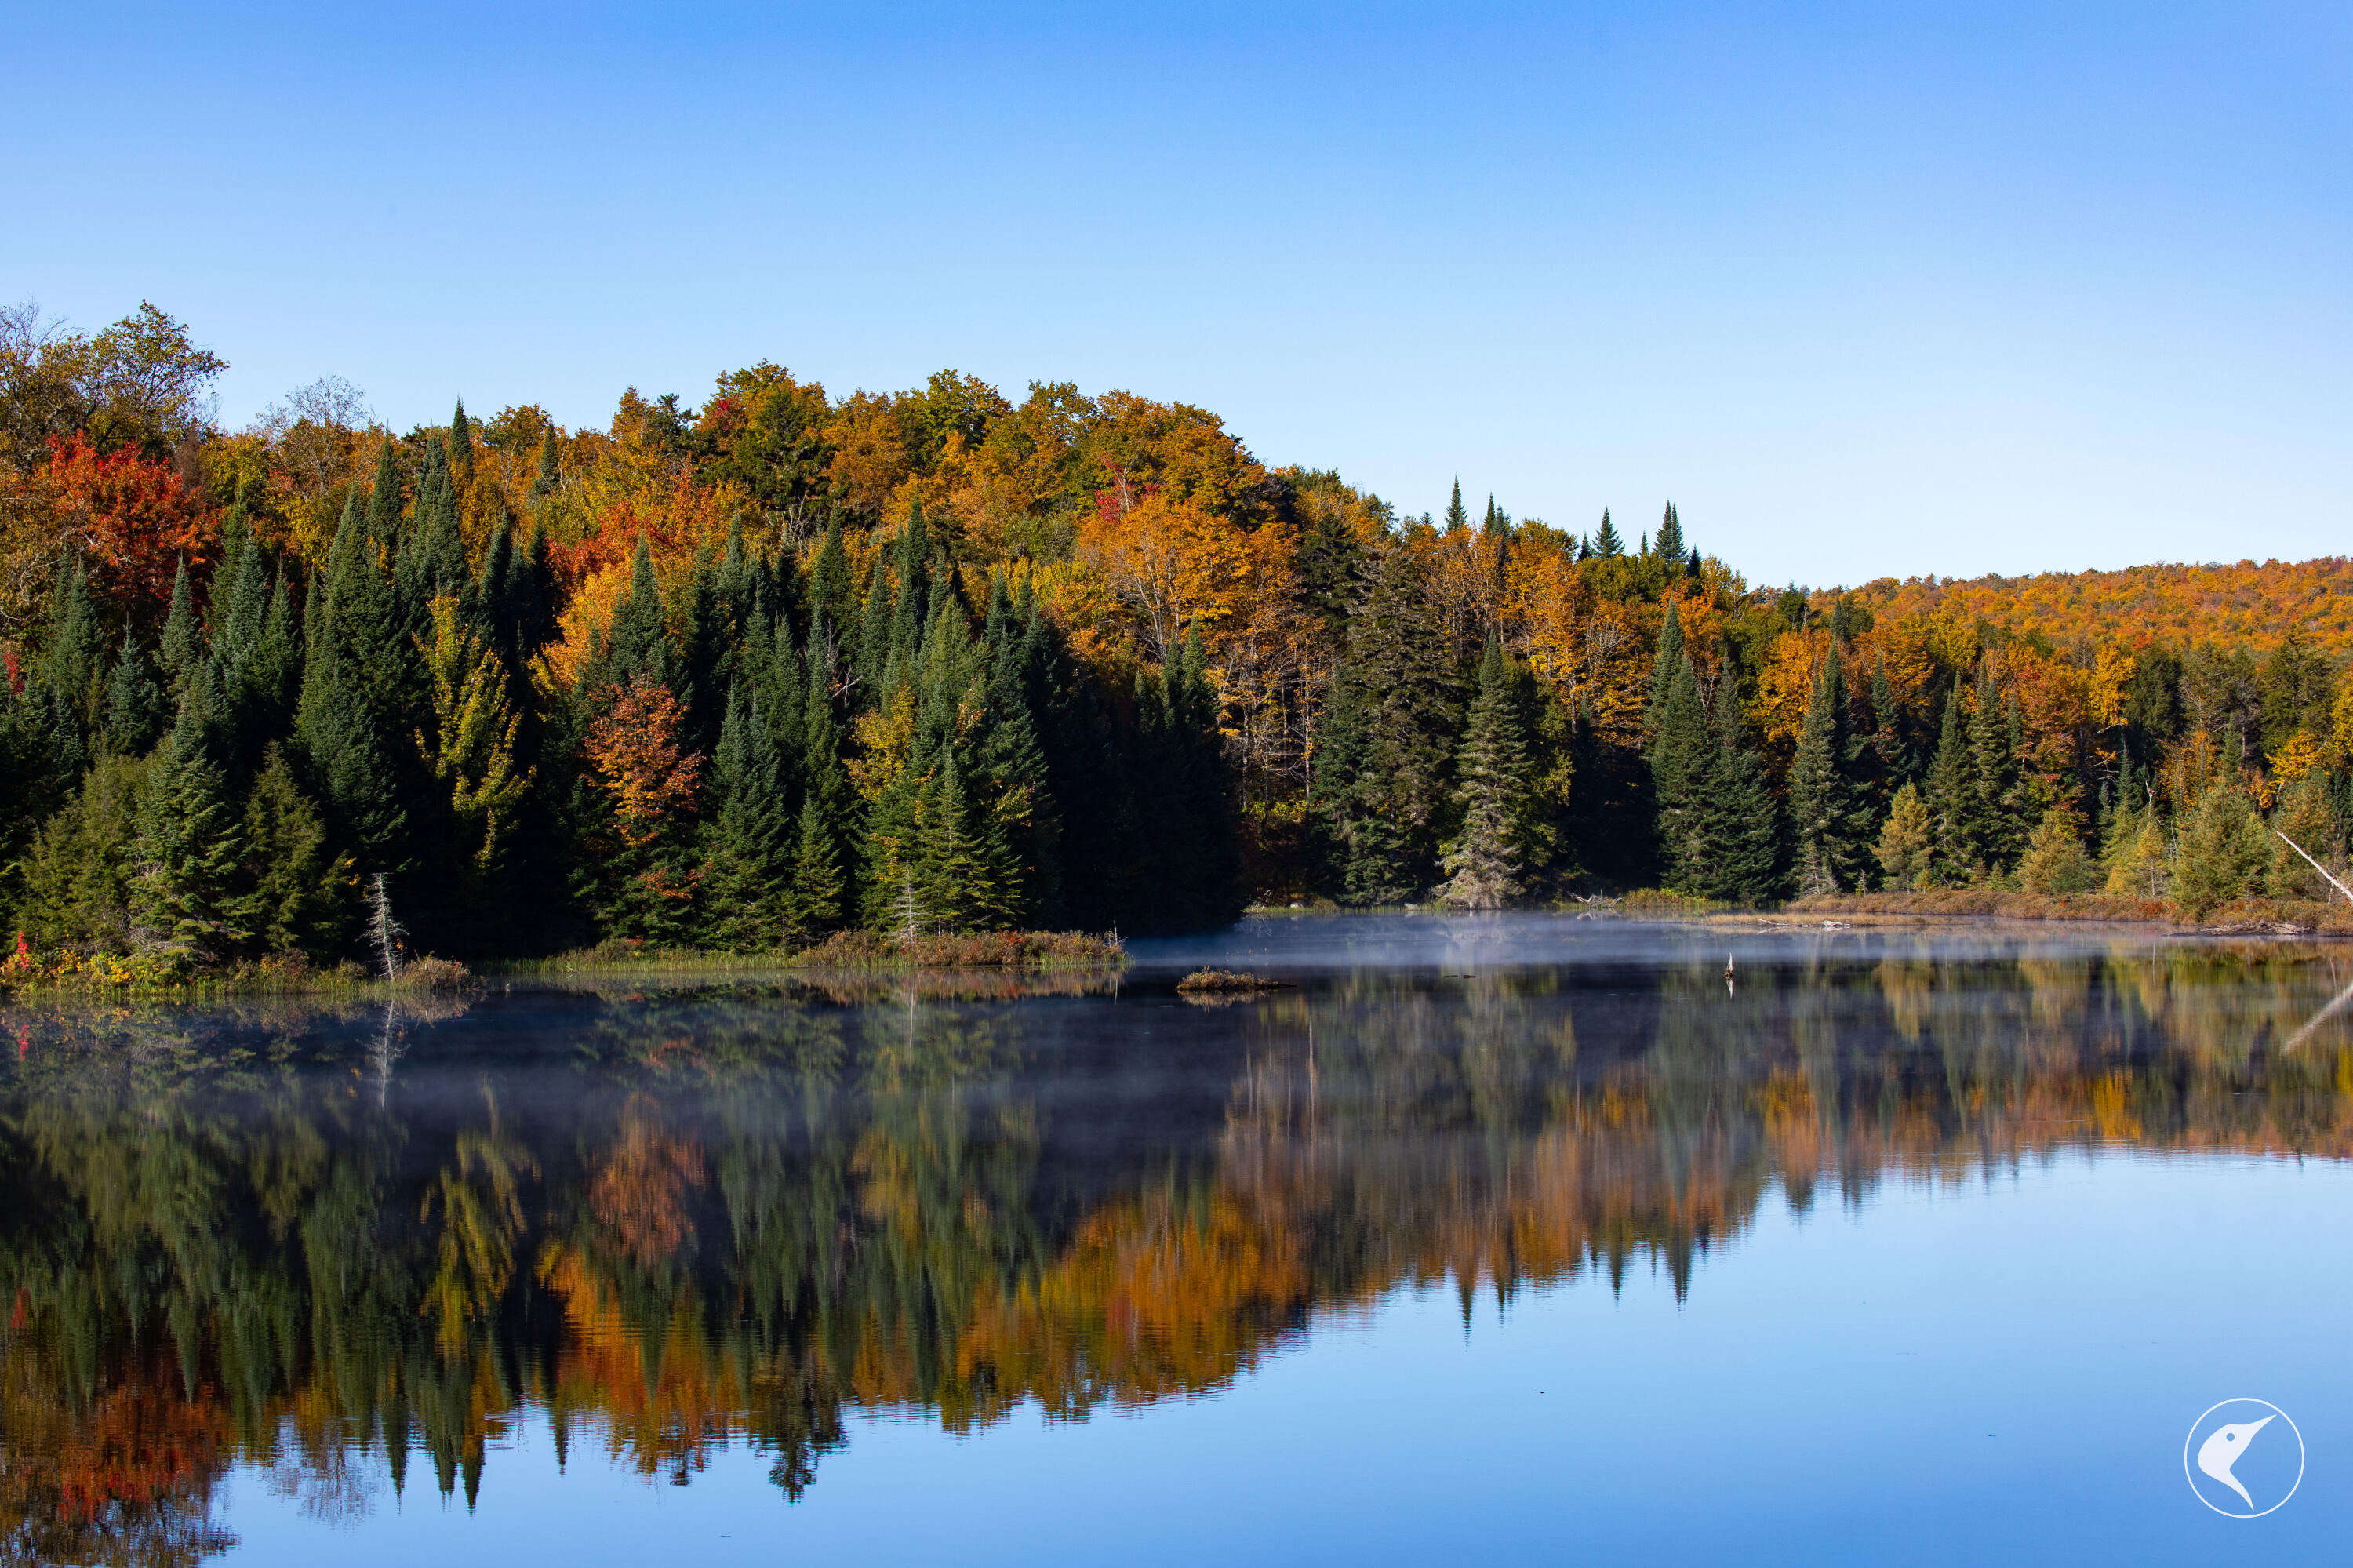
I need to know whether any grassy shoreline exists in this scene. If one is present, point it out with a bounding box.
[0,928,1129,1000]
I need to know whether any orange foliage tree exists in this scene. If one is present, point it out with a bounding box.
[45,434,216,620]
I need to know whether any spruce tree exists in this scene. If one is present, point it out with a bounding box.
[101,629,165,756]
[1922,682,1974,883]
[1686,700,1780,903]
[1591,510,1624,558]
[696,686,788,951]
[159,558,200,701]
[1442,637,1537,908]
[1787,641,1864,893]
[130,704,247,962]
[449,398,475,489]
[1444,478,1469,533]
[1967,669,2023,871]
[238,744,351,959]
[1648,654,1713,890]
[1653,503,1685,564]
[784,669,853,939]
[1315,544,1462,903]
[1874,782,1934,891]
[533,424,562,497]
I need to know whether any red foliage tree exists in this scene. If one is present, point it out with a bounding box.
[46,434,217,621]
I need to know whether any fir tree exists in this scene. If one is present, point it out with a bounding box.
[2173,778,2267,916]
[449,398,475,489]
[603,537,672,690]
[2016,806,2097,894]
[1444,478,1469,533]
[1442,637,1538,908]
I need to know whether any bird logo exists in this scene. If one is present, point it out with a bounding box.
[2183,1399,2304,1517]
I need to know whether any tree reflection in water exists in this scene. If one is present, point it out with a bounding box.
[3,935,2351,1562]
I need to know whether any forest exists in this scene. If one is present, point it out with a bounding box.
[2,301,2349,973]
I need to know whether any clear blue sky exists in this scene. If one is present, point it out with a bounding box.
[5,2,2345,587]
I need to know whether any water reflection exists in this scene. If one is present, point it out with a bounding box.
[4,926,2351,1562]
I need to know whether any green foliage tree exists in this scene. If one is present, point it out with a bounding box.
[698,686,788,951]
[2172,778,2267,917]
[1787,642,1864,893]
[1442,637,1538,908]
[2016,806,2097,894]
[129,706,247,962]
[1874,782,1934,891]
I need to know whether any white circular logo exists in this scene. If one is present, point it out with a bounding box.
[2183,1398,2304,1518]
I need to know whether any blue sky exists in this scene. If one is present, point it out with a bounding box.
[5,2,2345,586]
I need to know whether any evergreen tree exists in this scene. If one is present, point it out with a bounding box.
[101,629,165,756]
[1444,478,1469,533]
[1653,502,1684,565]
[1922,682,1974,883]
[16,753,149,951]
[784,668,853,940]
[2173,777,2267,916]
[130,704,247,962]
[159,558,200,701]
[1787,641,1864,893]
[2016,806,2097,894]
[1313,545,1462,904]
[1967,668,2023,871]
[696,686,788,951]
[1442,637,1539,908]
[1591,510,1624,558]
[1686,700,1780,903]
[238,744,351,959]
[1867,659,1913,787]
[1645,620,1714,891]
[603,537,672,690]
[1297,497,1367,643]
[1874,782,1934,890]
[782,793,846,942]
[533,425,562,497]
[449,398,475,489]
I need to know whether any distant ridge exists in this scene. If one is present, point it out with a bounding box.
[1851,557,2353,657]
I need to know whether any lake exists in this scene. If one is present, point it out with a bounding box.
[3,915,2349,1564]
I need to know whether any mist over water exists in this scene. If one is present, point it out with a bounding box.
[5,915,2351,1564]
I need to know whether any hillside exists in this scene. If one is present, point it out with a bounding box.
[1852,558,2353,659]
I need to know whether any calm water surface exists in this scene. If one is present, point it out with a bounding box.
[5,915,2351,1564]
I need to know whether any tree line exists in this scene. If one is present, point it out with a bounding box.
[2,301,2348,970]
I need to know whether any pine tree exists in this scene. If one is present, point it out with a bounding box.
[130,704,247,962]
[1442,637,1538,908]
[696,686,788,951]
[1444,479,1469,533]
[1787,641,1864,893]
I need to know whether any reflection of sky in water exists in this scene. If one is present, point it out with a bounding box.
[6,916,2352,1565]
[220,1157,2353,1566]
